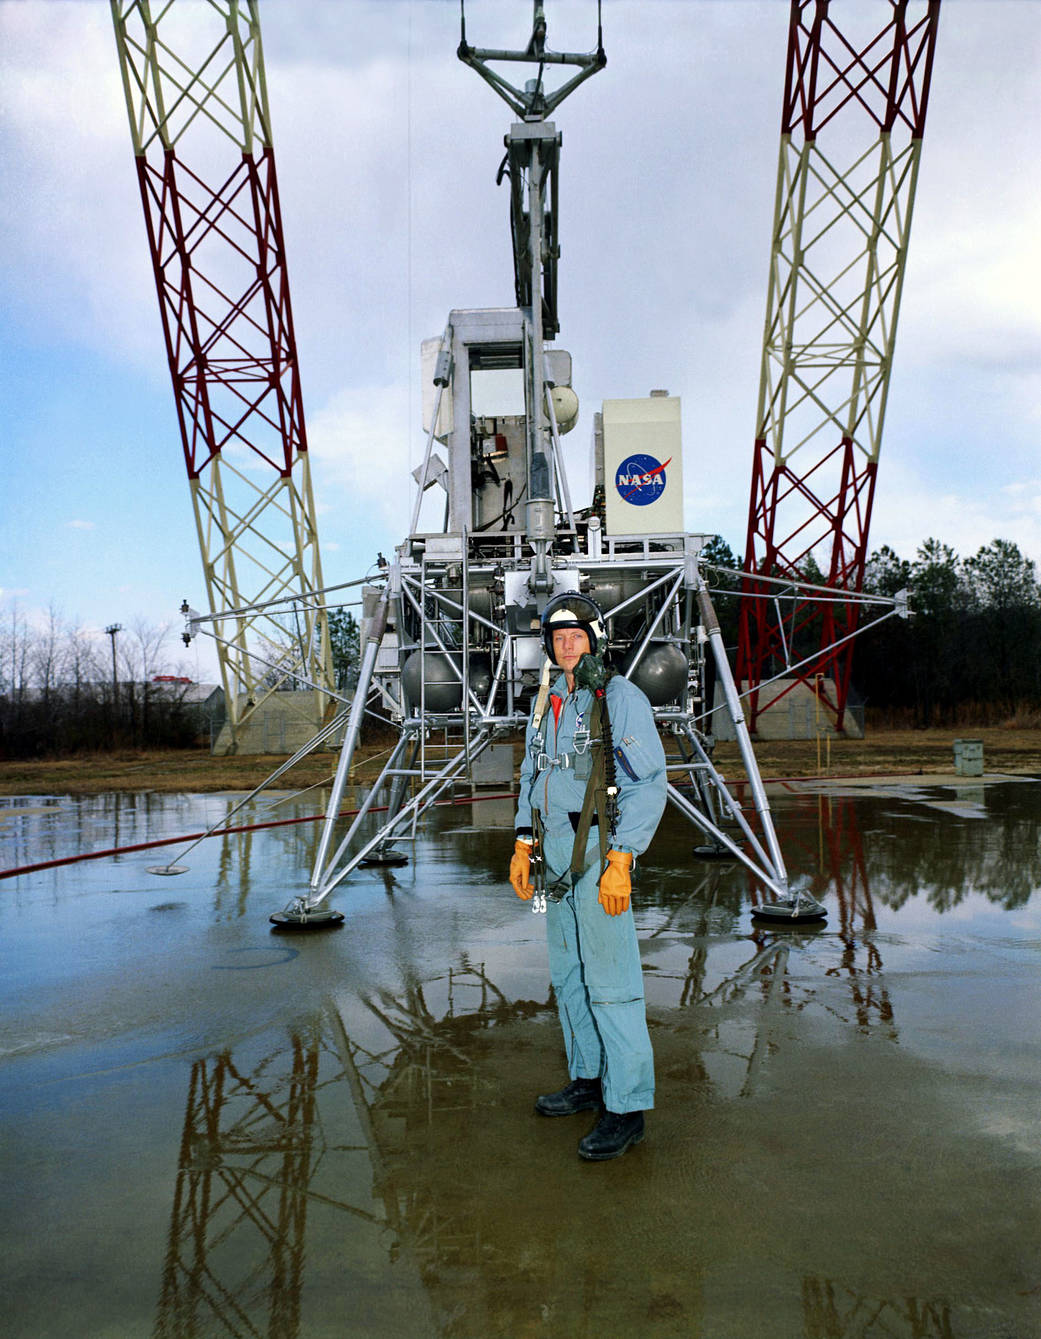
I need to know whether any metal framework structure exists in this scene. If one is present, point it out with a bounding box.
[271,2,830,928]
[112,0,335,751]
[738,0,940,733]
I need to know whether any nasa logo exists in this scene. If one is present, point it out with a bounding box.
[615,453,671,507]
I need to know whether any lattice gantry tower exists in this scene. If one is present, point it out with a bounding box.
[112,0,335,752]
[737,0,940,733]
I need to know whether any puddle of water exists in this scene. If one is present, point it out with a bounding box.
[1,782,1039,1337]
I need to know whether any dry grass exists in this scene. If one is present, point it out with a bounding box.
[0,743,388,796]
[715,726,1041,783]
[1,725,1039,796]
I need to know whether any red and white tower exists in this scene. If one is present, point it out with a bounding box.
[737,0,940,733]
[111,0,334,751]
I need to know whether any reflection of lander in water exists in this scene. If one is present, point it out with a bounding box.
[801,1277,952,1339]
[637,793,895,1107]
[796,791,896,1037]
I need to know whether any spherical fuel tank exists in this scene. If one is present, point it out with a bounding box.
[550,385,579,434]
[622,641,688,706]
[401,651,493,712]
[402,651,462,711]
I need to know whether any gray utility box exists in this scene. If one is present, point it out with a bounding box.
[469,743,516,789]
[953,739,984,776]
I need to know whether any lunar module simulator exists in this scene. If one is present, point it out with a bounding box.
[275,5,822,929]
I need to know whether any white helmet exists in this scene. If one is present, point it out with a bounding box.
[540,592,608,661]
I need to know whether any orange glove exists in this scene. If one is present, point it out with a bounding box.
[598,850,633,916]
[509,838,535,900]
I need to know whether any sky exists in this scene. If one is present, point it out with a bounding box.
[1,0,1039,682]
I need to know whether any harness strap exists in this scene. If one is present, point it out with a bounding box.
[569,693,610,878]
[530,658,553,733]
[531,808,546,896]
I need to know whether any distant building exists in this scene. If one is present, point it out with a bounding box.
[151,679,226,746]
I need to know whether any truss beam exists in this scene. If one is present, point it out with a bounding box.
[112,1,334,748]
[738,0,940,732]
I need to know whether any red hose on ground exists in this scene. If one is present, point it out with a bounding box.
[1,768,922,882]
[0,791,520,881]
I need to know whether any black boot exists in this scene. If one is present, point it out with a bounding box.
[578,1109,645,1160]
[535,1077,603,1117]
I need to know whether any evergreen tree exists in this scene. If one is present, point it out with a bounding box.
[700,535,741,647]
[962,539,1039,612]
[863,545,912,598]
[961,540,1041,710]
[327,609,361,691]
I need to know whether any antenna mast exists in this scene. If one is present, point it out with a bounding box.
[458,1,605,590]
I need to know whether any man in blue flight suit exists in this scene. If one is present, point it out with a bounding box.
[509,593,668,1160]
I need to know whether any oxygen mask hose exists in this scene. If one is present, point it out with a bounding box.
[573,652,619,835]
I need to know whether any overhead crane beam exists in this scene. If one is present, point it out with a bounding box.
[737,0,940,734]
[111,0,335,752]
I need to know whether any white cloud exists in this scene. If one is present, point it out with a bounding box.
[0,4,164,372]
[870,457,1041,565]
[306,382,413,541]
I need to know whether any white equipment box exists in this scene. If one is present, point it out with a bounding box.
[602,395,684,535]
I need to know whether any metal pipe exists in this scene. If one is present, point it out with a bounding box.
[410,327,452,536]
[622,570,684,679]
[398,580,486,716]
[599,565,682,622]
[309,588,389,892]
[677,725,774,872]
[401,574,503,639]
[666,785,788,901]
[316,729,414,883]
[461,527,471,775]
[732,606,904,705]
[312,731,495,903]
[695,580,788,890]
[543,380,575,531]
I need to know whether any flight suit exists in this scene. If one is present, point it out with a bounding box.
[516,671,667,1114]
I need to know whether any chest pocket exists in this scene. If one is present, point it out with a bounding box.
[615,734,657,783]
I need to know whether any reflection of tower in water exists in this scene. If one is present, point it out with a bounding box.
[721,784,896,1038]
[645,792,896,1101]
[817,794,895,1036]
[154,1022,346,1339]
[153,966,551,1338]
[153,931,944,1336]
[801,1276,953,1339]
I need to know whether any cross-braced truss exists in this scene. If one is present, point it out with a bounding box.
[112,0,334,749]
[291,535,802,918]
[738,0,940,733]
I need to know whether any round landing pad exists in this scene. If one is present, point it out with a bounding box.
[147,865,189,876]
[752,901,828,924]
[693,845,736,860]
[269,908,345,930]
[359,851,409,868]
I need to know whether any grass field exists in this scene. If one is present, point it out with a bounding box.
[2,726,1038,795]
